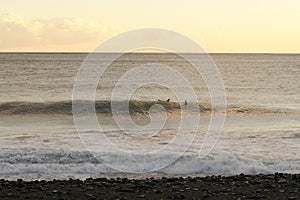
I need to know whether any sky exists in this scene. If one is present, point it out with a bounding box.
[0,0,300,53]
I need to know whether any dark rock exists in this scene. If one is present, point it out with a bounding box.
[7,193,15,197]
[173,193,185,199]
[117,188,135,193]
[154,189,162,194]
[85,193,96,199]
[278,179,288,184]
[288,197,298,200]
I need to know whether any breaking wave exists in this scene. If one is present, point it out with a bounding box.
[0,100,198,116]
[0,147,299,180]
[0,100,296,116]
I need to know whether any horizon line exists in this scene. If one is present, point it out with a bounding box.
[1,52,300,54]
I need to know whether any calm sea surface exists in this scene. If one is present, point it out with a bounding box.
[0,53,299,110]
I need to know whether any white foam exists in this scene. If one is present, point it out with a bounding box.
[0,146,299,180]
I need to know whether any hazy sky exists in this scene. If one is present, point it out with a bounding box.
[0,0,299,52]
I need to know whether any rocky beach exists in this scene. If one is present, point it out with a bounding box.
[0,173,299,199]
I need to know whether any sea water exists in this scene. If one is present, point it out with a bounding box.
[0,53,299,180]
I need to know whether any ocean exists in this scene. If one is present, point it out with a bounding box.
[0,53,299,180]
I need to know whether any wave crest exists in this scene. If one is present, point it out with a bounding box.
[0,100,296,116]
[0,100,183,116]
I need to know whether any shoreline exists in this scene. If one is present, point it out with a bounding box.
[0,173,299,199]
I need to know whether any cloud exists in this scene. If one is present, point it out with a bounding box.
[0,13,121,51]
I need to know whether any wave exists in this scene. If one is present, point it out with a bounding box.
[0,147,299,180]
[225,105,296,115]
[0,100,197,116]
[0,100,296,116]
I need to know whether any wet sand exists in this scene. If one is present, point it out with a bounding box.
[0,173,299,199]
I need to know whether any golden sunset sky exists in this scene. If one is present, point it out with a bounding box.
[0,0,299,52]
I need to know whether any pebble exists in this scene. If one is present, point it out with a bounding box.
[0,174,299,199]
